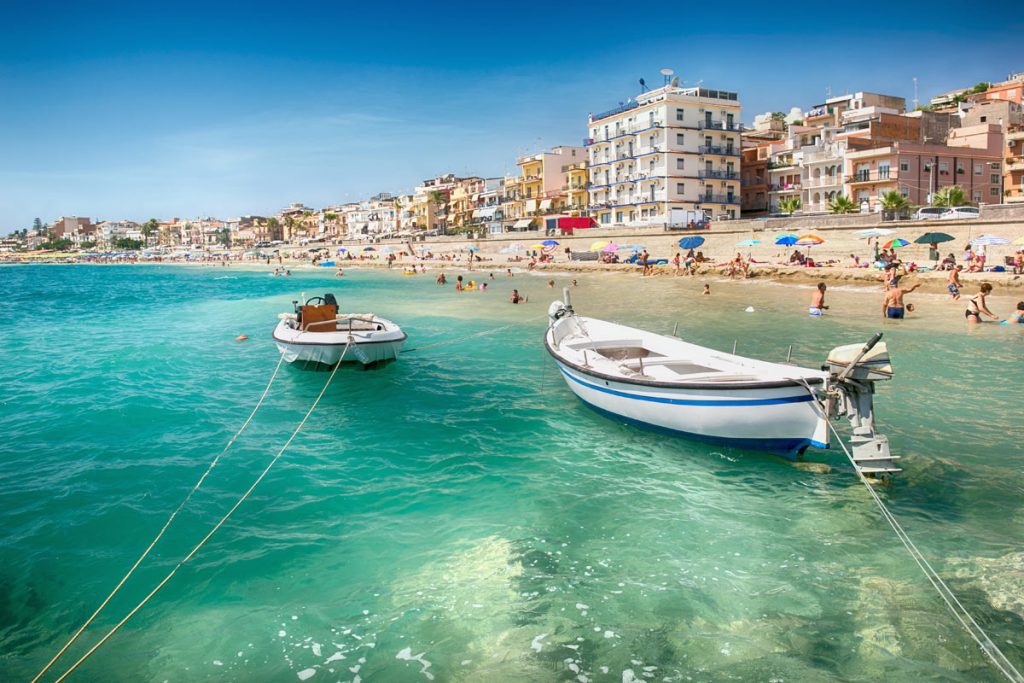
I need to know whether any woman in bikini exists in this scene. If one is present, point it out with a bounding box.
[965,283,998,324]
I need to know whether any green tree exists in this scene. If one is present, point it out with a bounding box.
[141,218,159,246]
[266,217,282,241]
[40,237,74,251]
[770,112,786,122]
[80,240,97,249]
[931,185,966,208]
[827,195,858,214]
[112,237,144,250]
[216,228,232,247]
[778,197,802,215]
[32,217,43,234]
[879,190,910,212]
[970,82,990,94]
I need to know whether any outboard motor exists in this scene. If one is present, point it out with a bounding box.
[824,333,899,477]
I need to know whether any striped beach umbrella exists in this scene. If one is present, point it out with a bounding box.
[971,235,1010,246]
[795,234,824,246]
[882,238,910,249]
[855,228,895,239]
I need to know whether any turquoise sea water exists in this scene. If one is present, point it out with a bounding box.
[1,264,1022,682]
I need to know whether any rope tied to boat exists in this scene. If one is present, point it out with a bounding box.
[403,323,516,353]
[31,351,286,683]
[37,343,351,683]
[793,377,1023,683]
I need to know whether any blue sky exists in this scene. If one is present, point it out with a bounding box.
[1,0,1020,231]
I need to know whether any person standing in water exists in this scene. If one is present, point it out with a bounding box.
[965,283,998,324]
[809,282,828,316]
[947,265,963,300]
[882,282,921,319]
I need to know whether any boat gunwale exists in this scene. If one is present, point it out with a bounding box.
[544,332,825,391]
[272,321,408,347]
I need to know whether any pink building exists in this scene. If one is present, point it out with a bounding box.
[844,125,1003,210]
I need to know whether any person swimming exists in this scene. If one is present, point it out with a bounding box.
[510,289,527,304]
[1001,301,1024,324]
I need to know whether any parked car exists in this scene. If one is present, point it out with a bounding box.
[939,206,980,220]
[913,207,946,221]
[254,241,272,248]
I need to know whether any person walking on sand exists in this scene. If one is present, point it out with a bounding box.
[809,283,828,317]
[965,282,999,324]
[640,250,651,276]
[673,252,681,276]
[947,265,963,300]
[882,282,921,319]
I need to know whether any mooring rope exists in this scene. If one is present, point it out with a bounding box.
[43,343,350,683]
[32,352,286,683]
[794,376,1023,683]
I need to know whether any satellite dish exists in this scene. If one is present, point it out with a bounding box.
[671,76,680,87]
[660,68,674,76]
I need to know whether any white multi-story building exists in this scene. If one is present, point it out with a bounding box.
[801,130,847,212]
[586,83,742,225]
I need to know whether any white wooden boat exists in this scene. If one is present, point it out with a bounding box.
[273,294,406,366]
[546,292,896,469]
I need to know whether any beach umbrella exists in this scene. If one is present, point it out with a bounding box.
[855,228,895,239]
[971,235,1010,246]
[774,234,798,246]
[795,234,824,246]
[529,244,546,249]
[1013,235,1024,246]
[601,243,621,252]
[499,244,521,254]
[913,232,955,245]
[883,238,911,249]
[467,245,480,251]
[588,240,610,251]
[381,246,394,254]
[619,244,644,251]
[336,247,347,253]
[362,246,376,251]
[541,239,559,246]
[736,239,760,247]
[678,235,705,249]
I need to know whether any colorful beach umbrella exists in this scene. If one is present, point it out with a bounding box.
[601,243,621,252]
[774,234,798,246]
[795,234,825,246]
[914,232,955,245]
[678,236,705,249]
[882,238,910,249]
[971,235,1010,246]
[736,239,761,247]
[541,239,559,246]
[529,244,546,249]
[588,240,610,251]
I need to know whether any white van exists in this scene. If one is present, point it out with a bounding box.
[913,207,945,221]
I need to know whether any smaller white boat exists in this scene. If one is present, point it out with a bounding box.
[273,294,406,366]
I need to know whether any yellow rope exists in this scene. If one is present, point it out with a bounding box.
[32,352,286,683]
[49,342,350,682]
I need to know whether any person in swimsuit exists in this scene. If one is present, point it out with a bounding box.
[882,282,921,319]
[1002,301,1024,324]
[947,265,963,300]
[510,289,527,304]
[965,283,998,323]
[809,282,828,317]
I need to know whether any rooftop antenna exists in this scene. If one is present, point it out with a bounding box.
[912,77,919,110]
[660,68,674,86]
[639,77,647,93]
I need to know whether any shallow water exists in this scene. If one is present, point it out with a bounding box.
[1,264,1022,682]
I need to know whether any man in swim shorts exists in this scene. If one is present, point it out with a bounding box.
[947,265,962,300]
[809,282,828,316]
[882,282,921,319]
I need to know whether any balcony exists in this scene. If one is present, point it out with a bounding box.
[698,120,742,131]
[698,169,739,180]
[699,145,740,157]
[1007,157,1024,172]
[847,169,894,184]
[699,194,739,204]
[1007,128,1024,141]
[804,176,841,188]
[769,183,802,193]
[591,100,641,122]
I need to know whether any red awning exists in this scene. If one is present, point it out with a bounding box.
[557,217,596,230]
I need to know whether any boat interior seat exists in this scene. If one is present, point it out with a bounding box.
[300,304,339,332]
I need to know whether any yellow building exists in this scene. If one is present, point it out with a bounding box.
[447,177,482,232]
[564,162,589,215]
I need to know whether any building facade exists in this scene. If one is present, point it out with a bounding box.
[586,83,742,225]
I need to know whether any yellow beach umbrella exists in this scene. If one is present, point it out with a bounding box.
[1013,235,1024,246]
[589,240,610,251]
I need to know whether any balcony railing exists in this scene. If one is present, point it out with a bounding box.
[698,120,741,131]
[804,176,841,188]
[769,183,802,192]
[699,194,739,204]
[698,169,739,180]
[699,145,740,156]
[848,170,894,183]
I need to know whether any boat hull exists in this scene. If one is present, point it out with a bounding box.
[551,358,828,458]
[272,320,406,366]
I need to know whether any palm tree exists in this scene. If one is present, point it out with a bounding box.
[141,218,159,246]
[778,197,802,216]
[931,185,966,208]
[827,195,858,214]
[879,190,910,212]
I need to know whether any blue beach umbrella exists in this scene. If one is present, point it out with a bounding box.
[775,234,798,246]
[737,239,760,247]
[467,245,480,251]
[541,239,559,246]
[678,236,705,249]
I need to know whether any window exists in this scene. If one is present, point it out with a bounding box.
[676,183,686,194]
[975,164,983,175]
[990,187,1000,196]
[600,213,610,224]
[992,174,1000,183]
[676,108,685,121]
[980,116,987,123]
[938,162,948,173]
[900,187,909,198]
[676,158,685,170]
[900,161,909,172]
[923,162,932,172]
[991,162,1001,170]
[956,164,965,174]
[676,133,685,145]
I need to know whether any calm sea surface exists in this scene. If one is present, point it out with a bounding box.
[1,264,1022,682]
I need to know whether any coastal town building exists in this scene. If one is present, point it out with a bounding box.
[1007,123,1024,203]
[411,174,462,233]
[50,216,95,245]
[471,177,505,235]
[740,148,768,215]
[586,82,742,225]
[513,146,585,231]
